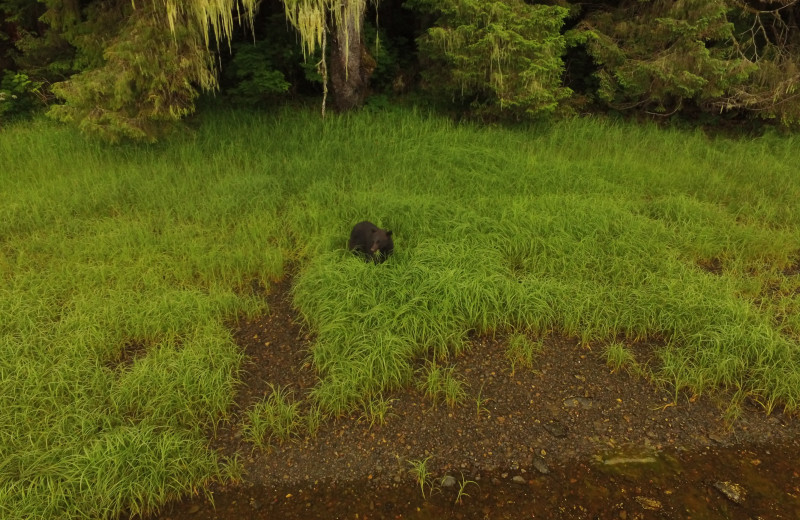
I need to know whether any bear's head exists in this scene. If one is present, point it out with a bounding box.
[370,229,393,252]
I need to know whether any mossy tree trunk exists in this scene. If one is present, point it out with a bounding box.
[329,0,374,111]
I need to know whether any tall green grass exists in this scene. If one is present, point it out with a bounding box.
[1,117,285,518]
[2,108,799,518]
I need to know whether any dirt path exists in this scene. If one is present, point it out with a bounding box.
[145,276,800,520]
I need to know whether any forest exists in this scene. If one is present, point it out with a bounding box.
[2,0,800,140]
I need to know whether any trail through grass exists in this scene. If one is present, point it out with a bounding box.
[2,108,799,518]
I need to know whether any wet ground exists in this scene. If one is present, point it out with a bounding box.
[151,444,800,519]
[142,276,800,519]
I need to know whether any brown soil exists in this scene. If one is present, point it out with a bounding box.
[146,274,800,520]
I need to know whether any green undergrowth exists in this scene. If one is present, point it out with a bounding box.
[2,108,800,518]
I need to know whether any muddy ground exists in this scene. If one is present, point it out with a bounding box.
[146,276,800,519]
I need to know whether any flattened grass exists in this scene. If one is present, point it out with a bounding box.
[2,107,800,518]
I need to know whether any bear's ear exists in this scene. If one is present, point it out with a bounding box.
[387,230,392,236]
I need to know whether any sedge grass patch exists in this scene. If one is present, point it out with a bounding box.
[3,107,800,518]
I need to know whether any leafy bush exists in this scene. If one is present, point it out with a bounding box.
[222,12,322,103]
[410,0,571,120]
[0,71,42,121]
[225,41,291,105]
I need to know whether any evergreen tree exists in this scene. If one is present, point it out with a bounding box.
[410,0,571,120]
[577,0,800,125]
[46,0,220,141]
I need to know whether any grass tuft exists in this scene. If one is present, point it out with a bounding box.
[407,456,435,499]
[604,342,639,375]
[506,333,544,374]
[416,363,468,408]
[243,384,302,450]
[359,394,397,427]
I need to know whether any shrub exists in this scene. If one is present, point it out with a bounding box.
[0,71,42,122]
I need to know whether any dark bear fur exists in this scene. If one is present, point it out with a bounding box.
[348,221,394,263]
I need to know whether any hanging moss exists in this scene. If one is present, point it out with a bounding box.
[44,0,258,142]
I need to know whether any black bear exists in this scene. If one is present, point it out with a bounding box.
[348,221,394,263]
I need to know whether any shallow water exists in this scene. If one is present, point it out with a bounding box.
[145,442,800,520]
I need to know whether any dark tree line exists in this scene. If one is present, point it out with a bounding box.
[2,0,800,140]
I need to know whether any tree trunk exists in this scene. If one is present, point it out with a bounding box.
[329,1,374,111]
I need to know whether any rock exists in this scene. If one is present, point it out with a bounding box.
[512,475,527,484]
[532,457,550,475]
[602,456,657,466]
[187,504,200,514]
[707,433,726,444]
[441,475,457,488]
[713,481,746,504]
[634,496,662,510]
[563,396,593,409]
[543,420,568,438]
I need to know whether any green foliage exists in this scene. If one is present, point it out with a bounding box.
[226,41,291,105]
[453,472,478,505]
[281,108,800,417]
[0,112,285,519]
[37,0,260,142]
[359,394,396,426]
[724,2,800,125]
[222,11,322,104]
[362,21,402,93]
[579,1,748,113]
[0,70,41,120]
[0,0,74,107]
[410,0,572,120]
[11,27,76,81]
[577,0,800,125]
[47,2,216,142]
[474,383,491,420]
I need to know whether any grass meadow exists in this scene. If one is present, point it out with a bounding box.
[2,107,799,518]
